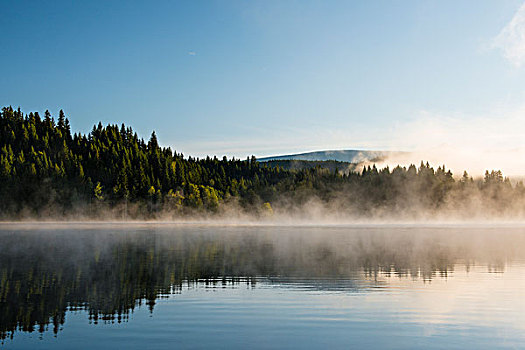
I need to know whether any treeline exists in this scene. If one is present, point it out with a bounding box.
[0,106,287,217]
[1,106,525,219]
[262,159,358,173]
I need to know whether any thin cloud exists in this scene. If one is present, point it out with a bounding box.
[188,51,197,56]
[492,2,525,67]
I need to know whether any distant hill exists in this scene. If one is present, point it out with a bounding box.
[258,150,408,164]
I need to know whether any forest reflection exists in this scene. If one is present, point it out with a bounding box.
[1,225,524,340]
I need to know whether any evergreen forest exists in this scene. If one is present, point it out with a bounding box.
[1,106,524,220]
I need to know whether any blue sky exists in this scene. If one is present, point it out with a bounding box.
[2,0,525,162]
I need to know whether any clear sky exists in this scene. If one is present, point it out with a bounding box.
[2,0,525,163]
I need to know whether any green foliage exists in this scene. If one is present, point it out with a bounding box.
[148,186,156,197]
[262,202,273,216]
[93,182,104,200]
[1,106,524,218]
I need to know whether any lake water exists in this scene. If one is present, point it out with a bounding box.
[1,223,525,349]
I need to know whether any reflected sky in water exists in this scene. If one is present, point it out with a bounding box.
[1,224,525,349]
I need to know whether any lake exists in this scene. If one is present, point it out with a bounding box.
[1,223,525,349]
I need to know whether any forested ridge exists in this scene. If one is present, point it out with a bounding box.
[1,106,524,219]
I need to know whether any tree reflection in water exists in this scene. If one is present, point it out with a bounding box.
[0,225,523,341]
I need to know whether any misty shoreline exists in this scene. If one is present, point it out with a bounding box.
[3,219,525,229]
[5,107,525,224]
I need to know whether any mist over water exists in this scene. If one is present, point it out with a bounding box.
[2,223,525,349]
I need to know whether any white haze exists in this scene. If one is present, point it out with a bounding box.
[374,104,525,178]
[186,103,525,179]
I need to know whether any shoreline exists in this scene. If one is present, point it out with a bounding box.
[3,220,525,229]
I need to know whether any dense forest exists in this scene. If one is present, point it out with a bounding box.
[1,106,525,220]
[262,159,358,173]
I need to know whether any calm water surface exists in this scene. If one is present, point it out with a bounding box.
[1,224,525,349]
